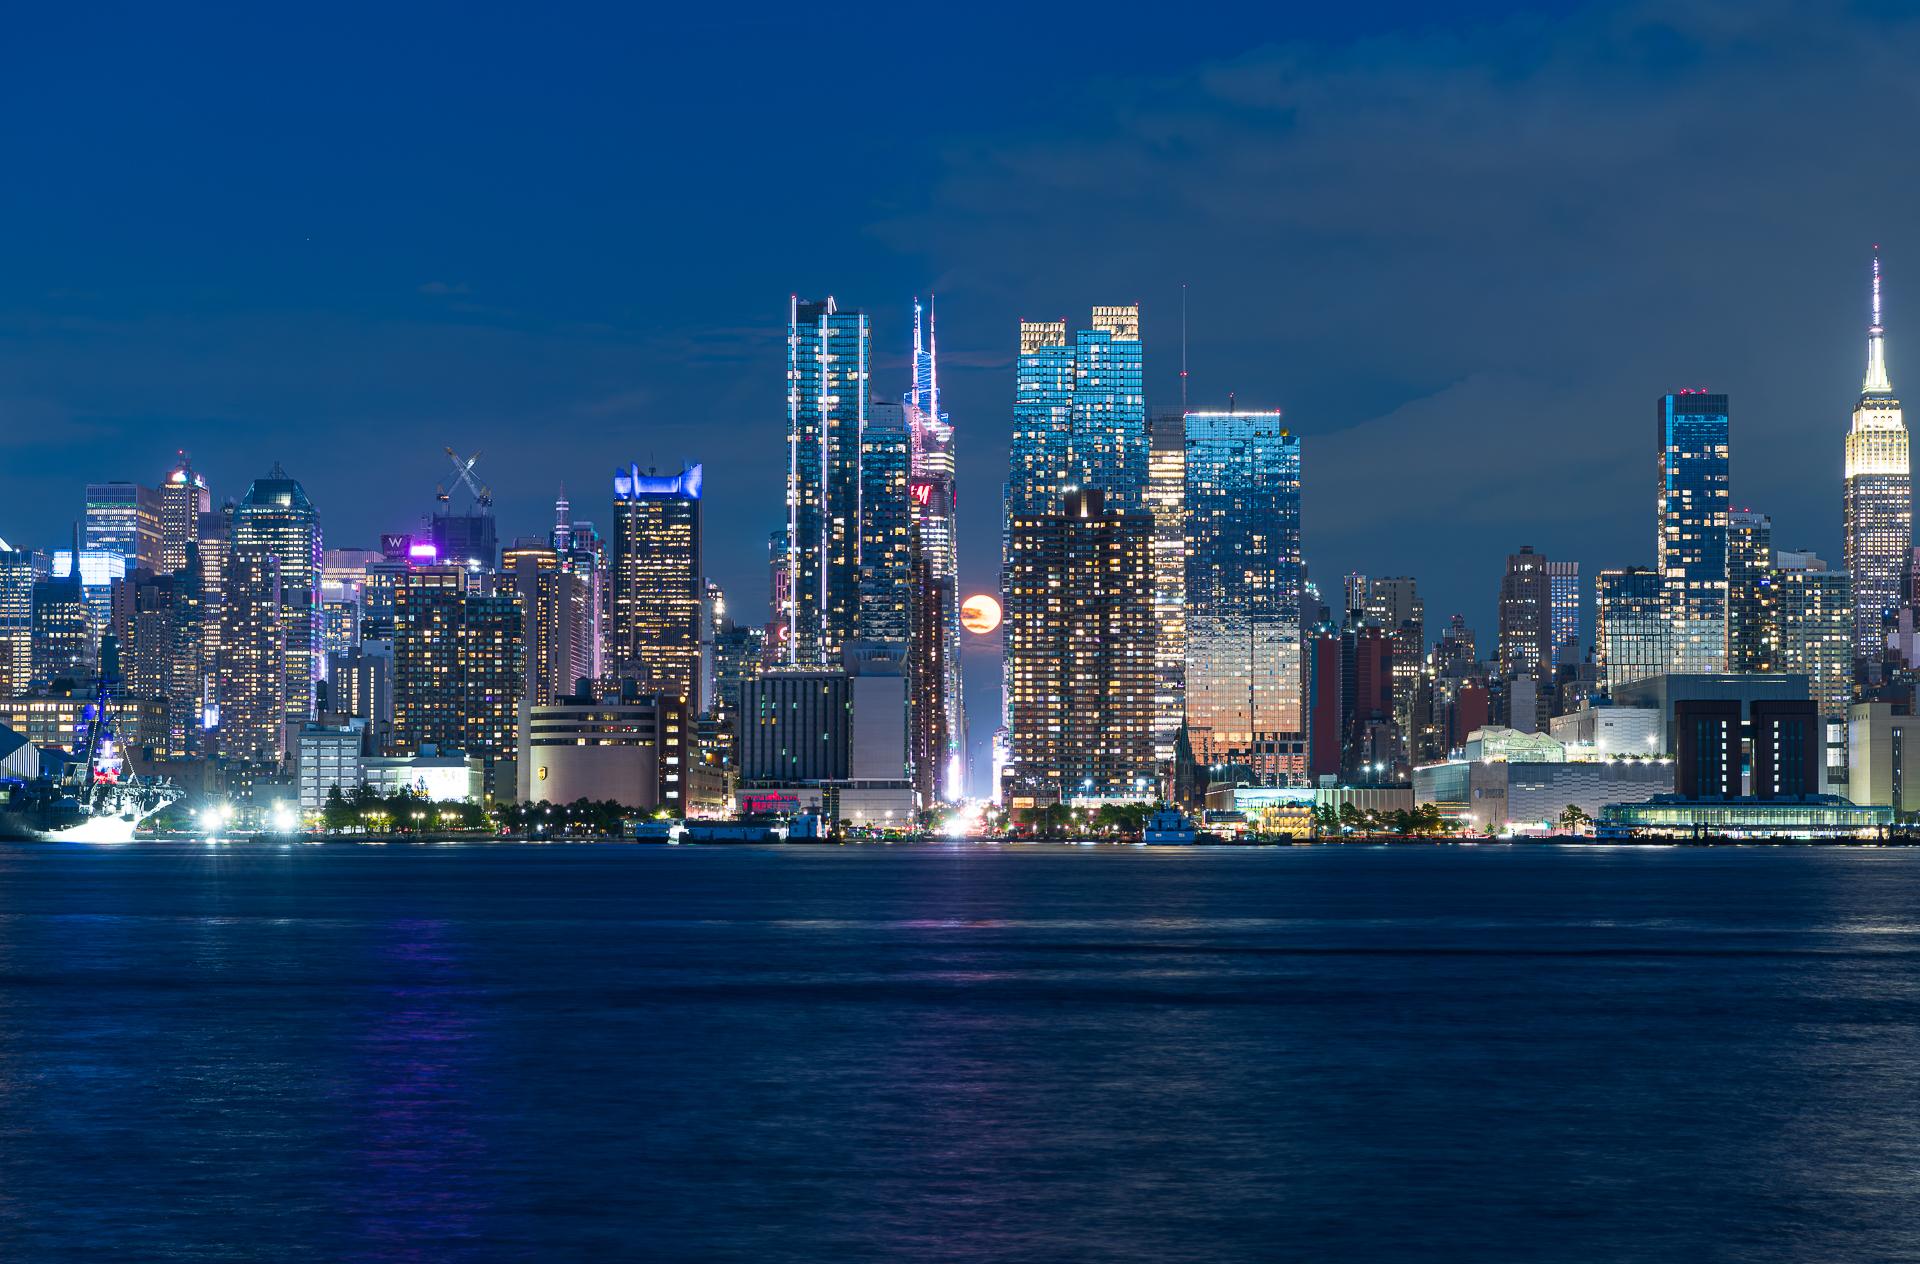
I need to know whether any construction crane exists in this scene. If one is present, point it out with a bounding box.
[440,447,493,509]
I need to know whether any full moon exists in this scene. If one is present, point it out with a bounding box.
[960,594,1002,635]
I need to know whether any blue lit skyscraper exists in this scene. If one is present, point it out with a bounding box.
[859,401,911,644]
[1657,391,1730,672]
[1182,409,1303,784]
[1007,304,1146,516]
[787,297,870,666]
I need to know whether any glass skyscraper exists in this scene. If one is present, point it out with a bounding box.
[1727,510,1775,672]
[1657,392,1731,672]
[1182,410,1302,784]
[1595,567,1668,694]
[1007,305,1146,516]
[858,402,911,645]
[787,297,870,667]
[1843,251,1909,668]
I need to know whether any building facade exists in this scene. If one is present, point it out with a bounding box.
[1657,391,1731,672]
[609,463,704,706]
[787,297,869,666]
[1182,409,1302,783]
[1003,489,1155,803]
[1595,567,1669,694]
[1844,251,1910,670]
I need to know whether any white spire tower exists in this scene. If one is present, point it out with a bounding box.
[1844,245,1911,672]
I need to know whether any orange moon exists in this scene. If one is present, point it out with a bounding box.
[960,594,1002,635]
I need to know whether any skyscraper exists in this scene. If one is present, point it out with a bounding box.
[1546,560,1580,670]
[1595,567,1668,694]
[220,465,321,762]
[609,463,704,706]
[1007,306,1147,517]
[1658,391,1731,671]
[787,297,869,666]
[1498,546,1553,682]
[1364,576,1425,742]
[1727,510,1775,672]
[903,299,965,800]
[1767,554,1853,790]
[1003,489,1155,804]
[1147,412,1187,766]
[858,401,911,644]
[0,543,32,696]
[392,565,523,764]
[85,482,162,573]
[1182,409,1303,784]
[1843,250,1910,669]
[158,454,210,575]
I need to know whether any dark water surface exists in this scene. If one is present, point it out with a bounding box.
[4,842,1920,1262]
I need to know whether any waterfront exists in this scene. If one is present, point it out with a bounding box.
[4,842,1920,1261]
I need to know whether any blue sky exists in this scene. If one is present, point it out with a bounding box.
[3,1,1916,773]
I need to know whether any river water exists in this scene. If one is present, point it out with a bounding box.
[2,841,1918,1261]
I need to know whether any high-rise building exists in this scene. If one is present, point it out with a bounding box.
[30,573,90,687]
[1658,391,1731,671]
[1364,576,1425,740]
[85,482,162,573]
[1498,546,1553,685]
[508,541,594,707]
[111,567,197,755]
[764,528,792,667]
[158,454,210,575]
[1727,510,1775,672]
[196,503,232,725]
[858,402,911,644]
[0,543,32,696]
[1767,554,1853,790]
[1147,412,1187,765]
[52,549,128,662]
[608,463,703,706]
[1007,305,1147,516]
[550,491,606,686]
[1003,489,1155,804]
[1546,560,1580,669]
[222,464,322,762]
[1182,409,1303,784]
[787,297,870,666]
[906,529,955,809]
[903,299,965,801]
[392,565,523,764]
[1844,250,1910,670]
[217,549,284,761]
[1595,567,1669,694]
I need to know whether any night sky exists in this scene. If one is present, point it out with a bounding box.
[4,2,1917,775]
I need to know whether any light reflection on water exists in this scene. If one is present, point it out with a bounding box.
[1,843,1919,1260]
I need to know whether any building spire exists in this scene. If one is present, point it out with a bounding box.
[1866,246,1894,396]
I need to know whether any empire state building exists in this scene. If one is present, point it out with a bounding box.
[1844,248,1910,669]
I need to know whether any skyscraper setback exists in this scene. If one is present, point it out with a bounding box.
[1843,250,1909,669]
[787,297,869,666]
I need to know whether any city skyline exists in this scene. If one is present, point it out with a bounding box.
[6,6,1917,729]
